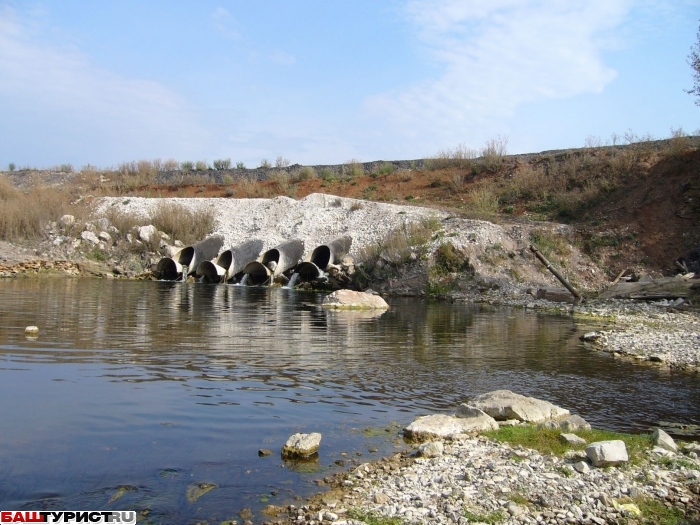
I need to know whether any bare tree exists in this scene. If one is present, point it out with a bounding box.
[688,21,700,106]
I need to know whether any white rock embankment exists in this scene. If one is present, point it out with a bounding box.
[97,193,608,290]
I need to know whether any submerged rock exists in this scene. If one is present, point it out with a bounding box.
[108,485,138,503]
[470,390,570,423]
[321,289,389,310]
[186,482,217,503]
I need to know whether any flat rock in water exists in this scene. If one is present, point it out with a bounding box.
[282,432,322,458]
[470,390,570,423]
[321,289,389,310]
[404,414,498,442]
[586,440,628,467]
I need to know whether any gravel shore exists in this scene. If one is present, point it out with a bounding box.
[278,432,700,525]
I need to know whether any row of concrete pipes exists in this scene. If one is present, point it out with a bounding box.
[154,235,352,286]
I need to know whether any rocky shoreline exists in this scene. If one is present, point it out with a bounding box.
[264,392,700,525]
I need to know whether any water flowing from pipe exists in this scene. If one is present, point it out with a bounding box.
[284,273,300,289]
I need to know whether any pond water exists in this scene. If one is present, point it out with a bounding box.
[0,278,698,523]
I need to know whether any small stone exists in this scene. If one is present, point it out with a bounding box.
[81,231,99,245]
[572,461,590,473]
[579,331,601,342]
[418,441,444,458]
[59,214,75,227]
[507,502,526,517]
[560,433,587,445]
[98,231,112,243]
[258,449,273,457]
[373,493,390,504]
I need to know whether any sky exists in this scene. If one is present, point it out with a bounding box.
[0,0,698,169]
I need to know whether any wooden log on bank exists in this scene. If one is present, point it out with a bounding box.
[529,245,583,305]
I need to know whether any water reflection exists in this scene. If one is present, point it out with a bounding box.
[0,278,698,520]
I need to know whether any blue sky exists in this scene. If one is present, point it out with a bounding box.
[0,0,698,169]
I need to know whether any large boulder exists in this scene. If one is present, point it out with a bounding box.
[137,225,157,243]
[282,433,322,459]
[404,413,498,441]
[470,390,569,423]
[321,290,389,310]
[652,428,678,453]
[586,440,629,467]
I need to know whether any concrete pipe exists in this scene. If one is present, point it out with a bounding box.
[242,239,304,286]
[296,235,352,281]
[196,239,264,283]
[155,235,224,280]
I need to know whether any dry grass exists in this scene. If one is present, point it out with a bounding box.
[480,135,508,171]
[426,143,477,170]
[466,186,499,217]
[0,177,89,240]
[149,202,216,245]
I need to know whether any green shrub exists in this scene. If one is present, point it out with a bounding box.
[194,161,208,171]
[86,247,107,262]
[374,162,395,175]
[180,161,194,171]
[212,158,231,170]
[319,168,334,179]
[294,166,317,181]
[235,161,245,169]
[259,159,271,169]
[344,159,364,177]
[434,243,472,273]
[8,163,15,172]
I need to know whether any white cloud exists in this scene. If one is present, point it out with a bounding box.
[211,7,242,40]
[268,50,297,66]
[0,6,208,165]
[364,0,632,151]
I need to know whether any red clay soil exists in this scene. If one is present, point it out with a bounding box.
[578,149,700,272]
